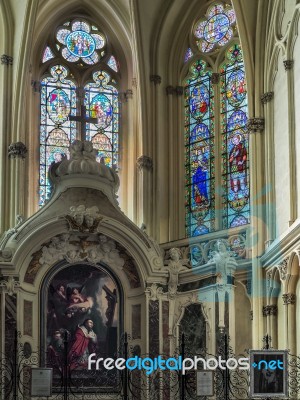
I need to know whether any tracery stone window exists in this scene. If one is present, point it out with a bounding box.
[184,2,249,236]
[39,18,120,206]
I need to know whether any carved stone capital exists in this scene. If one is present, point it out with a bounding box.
[262,305,277,316]
[0,276,20,296]
[262,306,269,317]
[246,118,265,132]
[283,59,294,70]
[119,90,133,102]
[261,92,274,104]
[31,80,41,93]
[269,305,278,316]
[282,293,296,305]
[166,86,175,95]
[175,86,183,96]
[211,73,220,84]
[278,257,289,280]
[137,155,153,171]
[1,54,13,65]
[146,283,164,300]
[8,142,27,159]
[150,75,161,85]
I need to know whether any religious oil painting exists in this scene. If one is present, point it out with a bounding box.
[250,350,288,398]
[45,264,120,390]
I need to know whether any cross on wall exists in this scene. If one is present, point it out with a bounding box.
[69,105,98,140]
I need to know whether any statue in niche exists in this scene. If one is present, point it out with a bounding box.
[164,248,189,297]
[208,240,237,284]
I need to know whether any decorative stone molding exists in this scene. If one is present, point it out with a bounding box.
[266,269,273,293]
[1,54,13,65]
[137,155,153,171]
[0,215,24,252]
[146,283,164,300]
[278,257,289,280]
[166,86,175,95]
[246,118,265,132]
[175,86,184,96]
[24,233,124,283]
[126,89,133,99]
[0,276,20,296]
[208,240,237,285]
[263,304,278,316]
[162,233,247,269]
[150,75,161,85]
[282,293,296,305]
[249,310,253,321]
[262,306,269,317]
[269,305,278,315]
[165,86,183,96]
[8,142,27,159]
[261,92,274,104]
[49,140,119,190]
[65,205,104,233]
[283,59,294,70]
[163,248,189,298]
[211,73,220,84]
[31,80,41,93]
[119,90,133,102]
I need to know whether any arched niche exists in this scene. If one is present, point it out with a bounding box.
[178,303,207,353]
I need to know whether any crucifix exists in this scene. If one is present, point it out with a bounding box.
[69,105,98,141]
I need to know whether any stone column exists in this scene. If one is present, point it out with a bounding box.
[0,55,14,232]
[283,293,296,354]
[0,276,20,354]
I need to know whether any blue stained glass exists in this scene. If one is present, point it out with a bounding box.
[47,89,70,124]
[39,65,76,207]
[227,110,247,131]
[90,93,112,129]
[190,123,210,143]
[193,225,209,236]
[66,31,95,58]
[42,46,54,63]
[107,56,118,72]
[184,48,193,63]
[194,3,236,53]
[220,45,249,228]
[185,61,215,236]
[226,69,246,106]
[56,20,105,65]
[84,70,119,168]
[203,14,230,44]
[189,84,210,120]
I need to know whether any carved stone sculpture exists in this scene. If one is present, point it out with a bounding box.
[65,205,103,233]
[164,247,189,297]
[208,240,237,284]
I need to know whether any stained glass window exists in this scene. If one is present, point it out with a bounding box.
[220,44,249,228]
[185,3,249,236]
[194,3,236,53]
[42,46,54,63]
[56,19,105,65]
[39,65,77,206]
[84,71,119,167]
[184,48,193,63]
[185,60,215,236]
[39,18,120,207]
[107,55,118,72]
